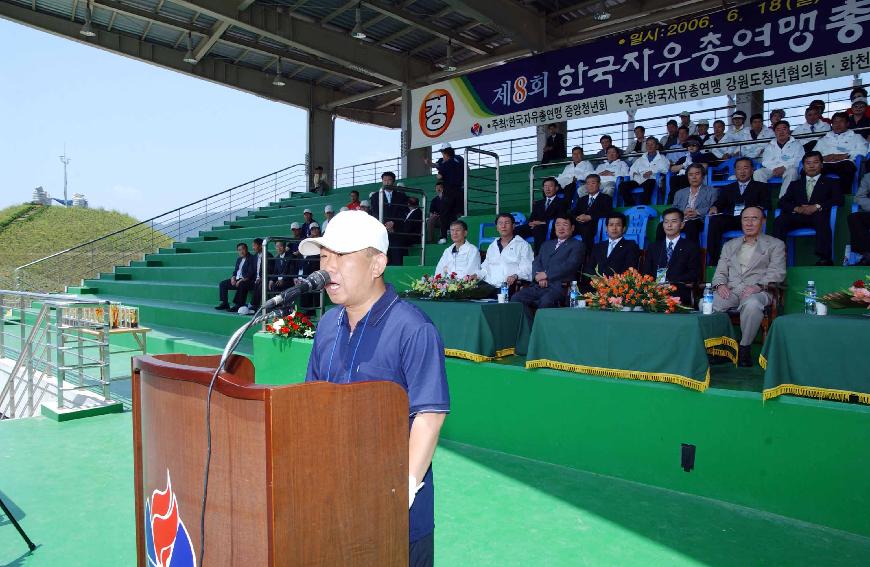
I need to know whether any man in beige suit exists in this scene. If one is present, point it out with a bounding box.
[711,206,786,367]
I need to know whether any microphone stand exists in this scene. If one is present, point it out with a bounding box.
[196,295,297,566]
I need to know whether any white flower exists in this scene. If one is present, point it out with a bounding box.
[303,329,315,338]
[271,319,285,330]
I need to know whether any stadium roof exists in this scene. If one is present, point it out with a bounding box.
[0,0,729,127]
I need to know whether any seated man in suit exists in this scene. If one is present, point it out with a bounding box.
[511,215,584,327]
[516,176,568,254]
[706,157,771,265]
[268,240,293,292]
[570,174,612,251]
[434,220,481,278]
[773,151,842,265]
[215,242,256,312]
[478,213,535,297]
[848,173,870,266]
[588,212,640,281]
[240,237,275,314]
[663,163,716,243]
[712,206,786,366]
[642,208,701,306]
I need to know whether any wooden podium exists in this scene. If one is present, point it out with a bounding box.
[132,353,409,566]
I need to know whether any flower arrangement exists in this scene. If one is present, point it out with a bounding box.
[584,268,687,313]
[404,272,491,300]
[816,276,870,310]
[265,310,315,339]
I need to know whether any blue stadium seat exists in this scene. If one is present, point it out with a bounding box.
[478,222,496,250]
[624,206,657,249]
[707,157,737,187]
[594,217,607,243]
[774,206,838,266]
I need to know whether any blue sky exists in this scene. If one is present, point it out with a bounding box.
[0,17,864,220]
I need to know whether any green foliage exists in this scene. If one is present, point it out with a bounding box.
[0,204,172,290]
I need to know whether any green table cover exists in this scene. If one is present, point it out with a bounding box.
[407,299,529,362]
[525,310,737,392]
[760,314,870,404]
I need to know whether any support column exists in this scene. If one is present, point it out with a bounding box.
[307,107,335,188]
[537,121,567,162]
[735,90,764,119]
[401,88,431,180]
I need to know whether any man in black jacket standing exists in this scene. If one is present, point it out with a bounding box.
[215,242,256,312]
[774,151,842,265]
[517,177,569,254]
[642,208,701,306]
[541,123,567,164]
[706,157,771,265]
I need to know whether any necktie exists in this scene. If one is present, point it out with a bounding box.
[546,198,552,209]
[588,195,595,208]
[806,177,816,200]
[555,239,563,250]
[666,240,674,265]
[607,240,616,257]
[810,123,815,133]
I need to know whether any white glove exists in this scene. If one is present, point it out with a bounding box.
[409,475,424,509]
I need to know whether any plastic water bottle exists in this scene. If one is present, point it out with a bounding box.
[500,281,509,303]
[702,283,714,315]
[804,280,816,315]
[569,281,580,308]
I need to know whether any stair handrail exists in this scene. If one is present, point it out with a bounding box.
[14,163,307,292]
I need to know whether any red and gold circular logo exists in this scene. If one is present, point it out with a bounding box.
[418,89,454,138]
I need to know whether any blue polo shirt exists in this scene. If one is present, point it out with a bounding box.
[305,284,450,542]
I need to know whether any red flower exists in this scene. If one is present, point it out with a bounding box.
[854,280,865,289]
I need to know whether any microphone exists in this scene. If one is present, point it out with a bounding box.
[262,270,331,310]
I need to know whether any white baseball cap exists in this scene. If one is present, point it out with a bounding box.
[324,204,334,213]
[679,111,690,117]
[298,210,388,256]
[697,118,709,125]
[290,222,301,229]
[360,199,370,207]
[340,206,349,212]
[853,96,868,105]
[303,208,312,214]
[309,222,320,229]
[439,143,452,151]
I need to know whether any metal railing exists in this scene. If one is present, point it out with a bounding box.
[376,187,428,266]
[332,84,857,187]
[334,156,403,189]
[258,237,325,330]
[464,147,500,216]
[0,290,112,419]
[14,164,308,293]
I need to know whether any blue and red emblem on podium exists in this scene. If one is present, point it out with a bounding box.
[144,471,196,567]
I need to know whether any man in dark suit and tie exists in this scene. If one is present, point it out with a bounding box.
[388,197,424,266]
[368,171,409,226]
[571,174,612,252]
[215,242,257,312]
[773,151,842,265]
[642,208,701,306]
[541,123,567,164]
[588,212,640,280]
[517,176,569,254]
[268,240,293,292]
[511,215,584,326]
[706,157,771,265]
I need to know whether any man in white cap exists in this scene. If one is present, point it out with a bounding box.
[300,211,450,566]
[679,111,696,135]
[359,199,371,214]
[321,205,335,232]
[301,208,316,237]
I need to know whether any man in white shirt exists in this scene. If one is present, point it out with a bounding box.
[556,146,594,198]
[792,106,831,148]
[594,146,629,196]
[736,113,770,159]
[679,111,696,135]
[434,220,481,278]
[814,111,869,196]
[478,213,534,296]
[624,125,647,164]
[321,205,335,233]
[728,110,748,138]
[696,119,711,144]
[753,121,805,197]
[619,137,669,205]
[311,166,330,195]
[761,109,786,139]
[707,119,735,161]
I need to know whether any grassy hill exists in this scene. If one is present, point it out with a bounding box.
[0,204,171,291]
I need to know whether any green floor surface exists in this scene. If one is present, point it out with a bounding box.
[2,413,869,566]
